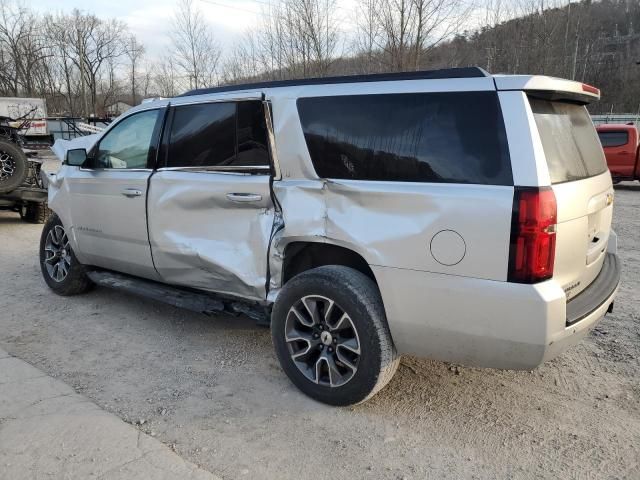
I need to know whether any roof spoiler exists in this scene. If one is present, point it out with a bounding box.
[494,75,600,104]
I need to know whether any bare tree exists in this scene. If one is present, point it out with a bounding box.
[0,1,50,96]
[170,0,220,89]
[373,0,470,71]
[354,0,382,73]
[153,56,181,97]
[45,10,127,116]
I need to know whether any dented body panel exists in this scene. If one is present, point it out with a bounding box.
[147,170,275,301]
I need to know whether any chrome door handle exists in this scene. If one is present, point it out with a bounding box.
[121,188,143,197]
[226,193,262,203]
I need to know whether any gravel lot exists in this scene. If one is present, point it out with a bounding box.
[0,182,639,479]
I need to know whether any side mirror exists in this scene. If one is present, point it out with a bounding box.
[65,148,87,167]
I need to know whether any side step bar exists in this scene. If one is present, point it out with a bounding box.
[86,270,270,326]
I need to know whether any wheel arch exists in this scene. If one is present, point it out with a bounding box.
[280,240,378,286]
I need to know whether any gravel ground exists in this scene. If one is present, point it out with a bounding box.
[0,182,639,479]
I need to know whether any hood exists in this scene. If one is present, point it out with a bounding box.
[50,133,101,161]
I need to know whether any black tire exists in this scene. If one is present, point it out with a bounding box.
[0,140,28,193]
[39,214,93,296]
[24,202,51,224]
[271,266,399,406]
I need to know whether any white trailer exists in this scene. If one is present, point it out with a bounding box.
[0,97,49,137]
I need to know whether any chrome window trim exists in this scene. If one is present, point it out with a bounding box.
[157,165,270,175]
[78,167,153,173]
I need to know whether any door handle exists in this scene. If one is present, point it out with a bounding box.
[226,193,262,203]
[121,188,143,197]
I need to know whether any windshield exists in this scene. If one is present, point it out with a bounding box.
[529,98,607,184]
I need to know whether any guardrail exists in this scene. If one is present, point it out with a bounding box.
[592,114,640,126]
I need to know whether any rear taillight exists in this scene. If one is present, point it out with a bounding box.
[508,187,557,283]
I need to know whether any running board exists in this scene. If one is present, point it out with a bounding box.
[86,270,270,326]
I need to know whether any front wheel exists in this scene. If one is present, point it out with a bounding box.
[271,266,399,406]
[39,214,93,296]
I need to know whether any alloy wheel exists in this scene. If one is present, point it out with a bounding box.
[284,295,361,387]
[44,225,71,282]
[0,151,16,181]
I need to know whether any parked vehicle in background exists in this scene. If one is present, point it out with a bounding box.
[0,97,53,150]
[43,68,620,406]
[0,98,52,223]
[596,123,640,183]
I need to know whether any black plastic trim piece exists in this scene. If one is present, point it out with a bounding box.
[525,90,593,105]
[566,253,620,326]
[86,269,270,325]
[180,67,490,97]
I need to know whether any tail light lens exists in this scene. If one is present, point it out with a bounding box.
[508,187,557,283]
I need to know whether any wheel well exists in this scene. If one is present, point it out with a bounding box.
[282,242,377,285]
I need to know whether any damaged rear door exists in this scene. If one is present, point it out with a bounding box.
[147,97,276,301]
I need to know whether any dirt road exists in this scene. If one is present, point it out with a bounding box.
[1,185,639,479]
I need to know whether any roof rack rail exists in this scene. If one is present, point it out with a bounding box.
[180,66,490,97]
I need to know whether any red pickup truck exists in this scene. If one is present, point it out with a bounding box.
[596,123,639,182]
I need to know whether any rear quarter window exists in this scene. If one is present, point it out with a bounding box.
[296,92,512,185]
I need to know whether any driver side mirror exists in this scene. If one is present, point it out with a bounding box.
[65,148,87,167]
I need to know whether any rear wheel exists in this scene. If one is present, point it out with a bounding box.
[24,202,51,224]
[271,266,399,406]
[39,214,93,296]
[0,140,27,193]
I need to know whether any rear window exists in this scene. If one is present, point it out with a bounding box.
[297,92,512,185]
[529,98,607,184]
[598,130,629,148]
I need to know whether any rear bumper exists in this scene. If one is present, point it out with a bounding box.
[373,253,620,370]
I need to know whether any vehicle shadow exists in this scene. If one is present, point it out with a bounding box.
[0,213,24,225]
[614,182,640,191]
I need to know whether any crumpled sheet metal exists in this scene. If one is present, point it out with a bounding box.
[267,177,514,302]
[148,170,276,302]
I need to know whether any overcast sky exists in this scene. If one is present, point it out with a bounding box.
[27,0,360,59]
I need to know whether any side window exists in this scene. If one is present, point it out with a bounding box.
[597,131,629,148]
[166,101,270,169]
[236,101,270,167]
[167,102,236,168]
[296,92,512,185]
[95,109,160,169]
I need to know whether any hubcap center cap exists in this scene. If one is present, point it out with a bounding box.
[320,330,333,346]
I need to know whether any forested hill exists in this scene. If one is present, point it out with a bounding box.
[428,0,640,114]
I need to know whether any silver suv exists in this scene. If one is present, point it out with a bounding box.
[42,68,620,406]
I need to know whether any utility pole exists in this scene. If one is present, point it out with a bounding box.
[77,25,89,118]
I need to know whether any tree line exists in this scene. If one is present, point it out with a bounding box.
[0,0,637,117]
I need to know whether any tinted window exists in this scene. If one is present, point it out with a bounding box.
[236,101,270,166]
[529,98,607,184]
[598,130,629,148]
[297,92,512,185]
[95,109,159,169]
[168,102,236,168]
